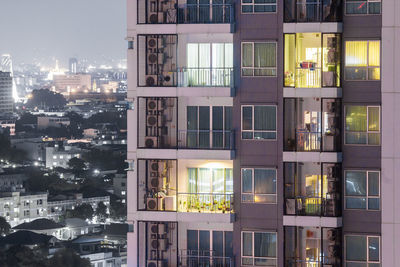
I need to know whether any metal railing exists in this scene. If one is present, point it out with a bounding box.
[179,250,234,267]
[177,4,234,24]
[296,131,322,151]
[178,130,235,150]
[284,0,342,22]
[177,193,233,213]
[177,67,233,87]
[286,195,340,217]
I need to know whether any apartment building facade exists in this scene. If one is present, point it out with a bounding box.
[128,0,399,266]
[0,71,13,114]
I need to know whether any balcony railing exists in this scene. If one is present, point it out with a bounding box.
[177,67,233,87]
[177,193,233,213]
[178,130,235,150]
[177,4,234,24]
[285,195,340,217]
[179,250,234,267]
[284,0,342,23]
[285,257,340,267]
[285,131,339,152]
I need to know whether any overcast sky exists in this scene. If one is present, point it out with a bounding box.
[0,0,126,68]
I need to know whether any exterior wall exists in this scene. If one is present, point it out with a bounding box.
[53,74,92,93]
[0,72,13,113]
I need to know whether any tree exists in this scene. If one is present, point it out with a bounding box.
[83,149,127,172]
[26,170,78,195]
[110,199,127,221]
[67,157,86,176]
[47,248,91,267]
[0,133,27,163]
[0,217,10,236]
[95,202,108,222]
[0,245,47,267]
[67,203,94,220]
[26,89,67,109]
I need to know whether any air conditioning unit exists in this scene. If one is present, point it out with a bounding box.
[147,198,159,210]
[148,52,164,65]
[151,238,168,250]
[147,115,163,127]
[147,99,158,111]
[145,136,158,148]
[161,72,174,86]
[150,161,165,173]
[147,260,167,267]
[150,177,164,189]
[147,37,163,49]
[148,12,164,24]
[145,75,158,86]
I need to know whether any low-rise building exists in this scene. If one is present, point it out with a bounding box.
[0,171,28,192]
[0,119,15,135]
[37,116,70,130]
[53,74,91,93]
[45,145,83,169]
[112,175,126,203]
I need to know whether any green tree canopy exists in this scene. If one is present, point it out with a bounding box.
[0,217,11,236]
[26,89,67,109]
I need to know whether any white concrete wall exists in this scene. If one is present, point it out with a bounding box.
[382,0,400,266]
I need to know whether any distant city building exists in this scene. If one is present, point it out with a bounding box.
[0,119,15,135]
[53,74,91,94]
[45,145,82,169]
[100,81,119,93]
[37,116,70,130]
[69,58,78,74]
[0,72,13,113]
[113,174,126,203]
[0,191,48,227]
[11,138,47,162]
[0,172,28,192]
[83,128,99,139]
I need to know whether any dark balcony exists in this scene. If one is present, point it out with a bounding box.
[138,0,234,24]
[178,130,235,150]
[179,250,234,267]
[284,162,341,217]
[284,0,342,23]
[284,98,341,152]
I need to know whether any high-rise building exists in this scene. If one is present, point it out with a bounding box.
[69,58,78,74]
[0,71,13,114]
[127,0,397,266]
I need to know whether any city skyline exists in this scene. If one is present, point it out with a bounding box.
[0,0,126,68]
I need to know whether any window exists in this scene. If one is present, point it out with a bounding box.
[241,168,277,203]
[345,106,380,145]
[345,41,380,80]
[346,0,381,15]
[242,0,276,13]
[187,168,233,194]
[187,230,233,260]
[242,105,277,140]
[345,170,380,210]
[345,235,380,266]
[242,231,277,266]
[242,42,277,76]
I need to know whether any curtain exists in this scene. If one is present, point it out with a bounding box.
[212,168,225,193]
[368,107,380,131]
[242,43,253,67]
[345,41,368,66]
[345,106,367,131]
[368,41,380,67]
[242,106,253,131]
[254,232,276,257]
[241,169,253,193]
[198,168,211,193]
[254,43,276,68]
[188,168,198,193]
[368,172,379,196]
[242,233,253,257]
[254,106,276,131]
[225,168,233,193]
[254,169,276,194]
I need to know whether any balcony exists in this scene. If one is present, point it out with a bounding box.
[179,250,234,267]
[178,67,233,87]
[285,195,340,217]
[284,0,342,23]
[284,98,341,152]
[138,0,234,25]
[177,193,233,213]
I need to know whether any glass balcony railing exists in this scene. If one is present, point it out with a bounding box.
[177,67,233,87]
[179,252,234,267]
[285,195,340,217]
[177,193,234,213]
[178,130,235,150]
[284,0,342,23]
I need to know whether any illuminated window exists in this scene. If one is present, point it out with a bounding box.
[242,105,277,140]
[345,235,380,266]
[345,106,380,145]
[241,0,276,13]
[242,231,277,266]
[242,42,277,76]
[345,41,380,80]
[345,170,380,210]
[187,168,233,194]
[241,168,277,203]
[346,0,381,15]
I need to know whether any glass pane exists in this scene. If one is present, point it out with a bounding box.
[368,133,380,145]
[242,232,253,257]
[368,172,380,196]
[254,169,276,194]
[242,106,253,131]
[254,132,276,140]
[198,168,211,193]
[368,237,380,262]
[368,67,380,80]
[242,43,253,68]
[368,41,380,67]
[199,43,211,68]
[368,198,380,210]
[242,194,254,202]
[346,235,367,261]
[346,197,367,209]
[346,171,367,196]
[346,106,367,132]
[187,230,198,251]
[226,169,233,193]
[254,232,276,257]
[346,263,367,267]
[212,168,225,193]
[346,2,367,14]
[187,106,198,130]
[346,67,367,80]
[369,2,381,14]
[225,231,234,257]
[254,106,276,131]
[346,41,368,67]
[199,230,210,251]
[242,132,253,139]
[255,194,276,203]
[368,107,380,131]
[284,34,296,87]
[254,43,276,68]
[188,168,197,193]
[213,231,223,256]
[346,132,367,145]
[242,169,253,193]
[187,44,199,68]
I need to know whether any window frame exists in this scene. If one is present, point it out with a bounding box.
[241,0,277,14]
[344,105,381,146]
[345,235,381,266]
[344,40,381,81]
[345,0,382,16]
[344,170,381,210]
[241,168,277,204]
[241,105,277,141]
[241,42,277,77]
[241,231,277,266]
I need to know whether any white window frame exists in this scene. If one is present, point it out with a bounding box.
[241,231,277,266]
[241,168,277,204]
[241,0,277,14]
[344,105,381,146]
[241,105,277,140]
[345,235,381,266]
[345,0,382,15]
[344,170,380,210]
[344,40,381,81]
[241,42,277,77]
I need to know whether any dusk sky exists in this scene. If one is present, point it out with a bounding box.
[0,0,126,68]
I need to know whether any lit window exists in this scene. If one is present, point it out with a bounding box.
[242,231,277,266]
[53,156,57,159]
[121,191,126,196]
[345,235,380,266]
[345,170,380,210]
[241,168,276,203]
[346,0,381,15]
[241,0,276,13]
[345,41,380,80]
[345,106,380,145]
[242,42,277,77]
[242,105,277,140]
